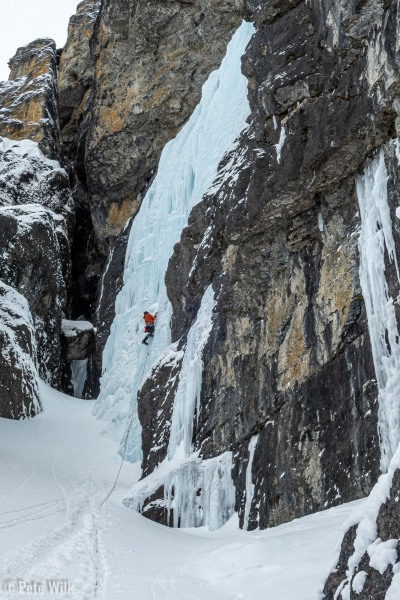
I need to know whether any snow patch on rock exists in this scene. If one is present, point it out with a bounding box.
[0,281,41,418]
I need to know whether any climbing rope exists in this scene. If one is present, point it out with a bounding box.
[100,345,151,508]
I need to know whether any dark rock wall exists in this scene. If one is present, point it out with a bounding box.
[137,0,400,528]
[59,0,103,321]
[84,221,132,398]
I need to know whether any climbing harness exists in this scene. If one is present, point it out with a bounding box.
[100,345,151,507]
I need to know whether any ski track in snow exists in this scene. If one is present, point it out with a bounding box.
[0,382,363,600]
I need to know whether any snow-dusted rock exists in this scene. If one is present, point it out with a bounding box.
[0,38,60,160]
[0,138,73,220]
[0,281,41,419]
[323,454,400,599]
[61,319,95,361]
[0,138,74,391]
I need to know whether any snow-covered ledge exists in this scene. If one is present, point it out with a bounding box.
[61,319,95,361]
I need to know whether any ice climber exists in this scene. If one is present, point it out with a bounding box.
[142,311,156,345]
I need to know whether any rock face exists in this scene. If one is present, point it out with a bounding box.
[135,0,400,528]
[58,1,103,322]
[0,138,74,389]
[61,319,95,361]
[84,221,132,398]
[57,0,247,392]
[58,0,100,166]
[81,0,244,242]
[0,281,41,419]
[0,39,60,160]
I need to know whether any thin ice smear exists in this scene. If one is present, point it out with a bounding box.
[243,434,258,530]
[274,121,287,164]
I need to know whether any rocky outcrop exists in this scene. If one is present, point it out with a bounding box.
[0,138,74,392]
[0,281,41,419]
[0,30,80,401]
[135,0,400,528]
[61,319,95,361]
[84,0,244,242]
[0,39,60,160]
[58,0,100,166]
[84,221,132,398]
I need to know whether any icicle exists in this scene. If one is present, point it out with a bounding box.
[70,359,88,398]
[243,435,258,530]
[164,452,235,530]
[167,285,215,458]
[356,149,400,472]
[274,120,287,164]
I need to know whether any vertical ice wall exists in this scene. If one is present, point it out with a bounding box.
[357,149,400,472]
[164,452,235,529]
[167,285,215,458]
[93,21,255,463]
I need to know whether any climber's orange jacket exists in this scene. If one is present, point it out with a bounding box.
[144,313,156,325]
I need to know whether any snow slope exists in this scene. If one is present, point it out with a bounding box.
[0,383,362,599]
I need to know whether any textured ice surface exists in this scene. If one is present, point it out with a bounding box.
[167,285,215,459]
[357,149,400,471]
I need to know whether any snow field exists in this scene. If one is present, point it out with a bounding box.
[0,383,361,600]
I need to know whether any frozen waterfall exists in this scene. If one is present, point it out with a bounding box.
[94,19,255,472]
[356,149,400,472]
[124,284,236,530]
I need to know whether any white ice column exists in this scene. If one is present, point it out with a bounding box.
[357,149,400,472]
[243,434,258,530]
